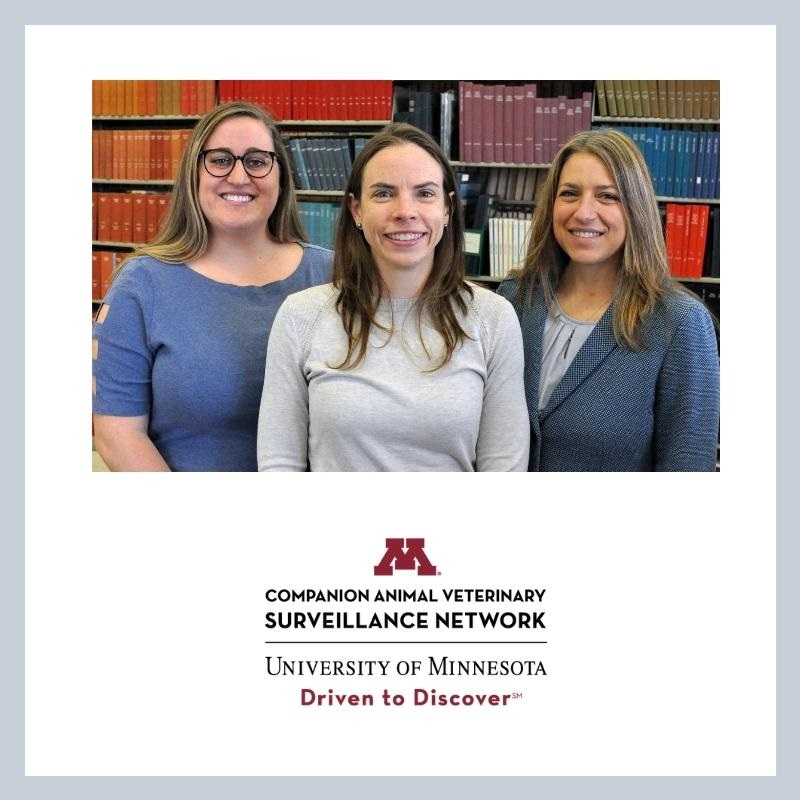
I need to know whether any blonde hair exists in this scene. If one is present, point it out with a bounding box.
[135,102,305,264]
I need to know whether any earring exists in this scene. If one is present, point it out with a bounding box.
[356,223,363,229]
[444,223,448,230]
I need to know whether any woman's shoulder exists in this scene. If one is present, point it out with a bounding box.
[113,254,181,283]
[462,283,523,336]
[656,286,715,329]
[282,282,338,314]
[298,242,334,265]
[103,254,176,300]
[496,274,521,301]
[295,242,334,284]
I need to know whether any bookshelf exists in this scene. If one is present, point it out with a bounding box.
[91,80,394,295]
[92,78,721,316]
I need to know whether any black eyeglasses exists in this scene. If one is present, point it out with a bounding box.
[199,148,279,179]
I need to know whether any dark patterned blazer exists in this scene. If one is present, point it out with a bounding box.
[497,279,720,471]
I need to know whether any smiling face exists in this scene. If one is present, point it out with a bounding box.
[552,151,627,274]
[349,142,451,287]
[197,115,279,239]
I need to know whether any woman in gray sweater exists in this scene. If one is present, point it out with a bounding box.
[257,123,528,472]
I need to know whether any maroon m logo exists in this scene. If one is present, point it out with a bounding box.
[374,538,437,576]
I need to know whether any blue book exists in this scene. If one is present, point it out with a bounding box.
[684,131,698,199]
[643,127,657,193]
[657,128,668,196]
[289,139,311,191]
[694,132,707,198]
[709,131,720,198]
[674,130,686,197]
[665,130,677,198]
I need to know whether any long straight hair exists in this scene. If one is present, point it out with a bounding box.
[332,122,472,370]
[514,128,675,350]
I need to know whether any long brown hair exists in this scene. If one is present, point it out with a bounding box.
[332,122,472,370]
[513,128,675,350]
[135,102,306,265]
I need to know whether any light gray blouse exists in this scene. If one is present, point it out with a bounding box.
[538,301,598,410]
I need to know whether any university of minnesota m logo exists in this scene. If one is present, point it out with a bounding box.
[374,538,437,576]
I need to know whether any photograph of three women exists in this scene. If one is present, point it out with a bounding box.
[91,89,720,473]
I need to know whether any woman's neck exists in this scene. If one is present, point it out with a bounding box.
[191,232,299,286]
[556,262,619,322]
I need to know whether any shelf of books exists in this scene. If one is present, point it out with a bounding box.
[92,78,720,321]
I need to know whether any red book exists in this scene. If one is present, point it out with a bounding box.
[127,130,138,180]
[134,80,146,116]
[145,194,159,242]
[203,79,216,113]
[98,80,110,116]
[132,130,143,181]
[131,194,147,244]
[180,80,190,115]
[92,251,100,299]
[110,193,123,242]
[572,98,582,138]
[523,84,536,164]
[533,97,544,164]
[99,251,114,299]
[111,130,122,179]
[503,85,514,163]
[565,99,575,143]
[383,80,394,120]
[332,79,343,121]
[481,84,494,163]
[102,130,113,178]
[673,204,688,276]
[686,204,710,278]
[169,130,182,179]
[345,80,356,120]
[664,203,676,273]
[293,79,306,120]
[540,99,551,163]
[309,78,318,119]
[512,84,525,164]
[582,92,592,130]
[92,80,102,116]
[460,81,472,162]
[549,98,560,161]
[146,80,157,116]
[365,79,374,121]
[493,84,504,163]
[97,193,111,241]
[124,80,135,116]
[471,83,483,163]
[160,79,171,115]
[694,204,710,277]
[218,79,234,104]
[92,130,101,178]
[147,130,157,180]
[120,194,133,243]
[156,195,170,229]
[556,96,567,152]
[92,191,98,239]
[188,79,198,115]
[669,203,687,276]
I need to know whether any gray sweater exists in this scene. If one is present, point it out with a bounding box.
[257,283,529,472]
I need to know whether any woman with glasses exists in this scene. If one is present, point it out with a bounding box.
[256,123,528,471]
[92,102,332,471]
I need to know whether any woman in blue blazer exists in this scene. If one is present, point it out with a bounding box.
[498,129,719,471]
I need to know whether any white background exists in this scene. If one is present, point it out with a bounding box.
[24,25,775,776]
